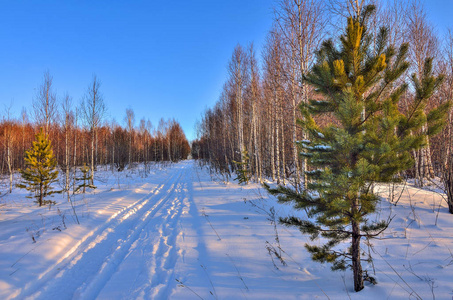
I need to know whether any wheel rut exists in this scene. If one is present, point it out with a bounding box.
[16,164,188,300]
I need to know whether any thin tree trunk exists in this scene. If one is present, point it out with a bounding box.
[238,86,245,168]
[73,114,77,193]
[112,131,115,172]
[95,130,98,170]
[252,100,260,182]
[351,217,364,292]
[7,143,12,193]
[275,93,281,184]
[280,101,286,185]
[424,138,434,178]
[444,109,453,213]
[446,156,453,213]
[270,103,276,181]
[39,183,44,207]
[167,137,172,162]
[129,133,132,167]
[65,121,70,200]
[413,149,422,187]
[298,2,308,189]
[91,129,95,185]
[291,68,301,190]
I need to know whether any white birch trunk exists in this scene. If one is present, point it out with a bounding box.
[275,94,281,184]
[280,101,286,185]
[65,120,70,200]
[7,143,12,193]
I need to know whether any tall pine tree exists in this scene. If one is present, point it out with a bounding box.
[18,128,60,207]
[265,5,449,292]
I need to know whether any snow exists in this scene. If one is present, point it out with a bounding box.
[298,139,311,144]
[306,169,324,174]
[316,131,325,138]
[1,161,453,299]
[299,141,332,151]
[313,145,332,150]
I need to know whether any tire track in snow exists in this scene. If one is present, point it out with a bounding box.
[76,169,187,299]
[15,164,186,300]
[75,170,187,299]
[145,177,187,299]
[120,166,188,299]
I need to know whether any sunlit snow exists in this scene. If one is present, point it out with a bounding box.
[1,161,452,299]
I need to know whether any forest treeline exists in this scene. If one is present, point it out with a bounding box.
[192,0,453,191]
[0,73,190,193]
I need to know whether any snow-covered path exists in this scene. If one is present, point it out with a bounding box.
[16,162,190,299]
[2,161,453,299]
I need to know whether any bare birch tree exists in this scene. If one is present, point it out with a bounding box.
[405,0,439,185]
[33,71,57,137]
[125,108,135,168]
[274,0,325,189]
[263,29,285,184]
[20,107,29,170]
[247,43,262,183]
[61,93,73,199]
[82,75,105,185]
[327,0,368,20]
[2,104,15,193]
[228,45,248,168]
[438,29,453,213]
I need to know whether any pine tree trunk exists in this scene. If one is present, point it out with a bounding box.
[39,182,44,207]
[413,149,422,187]
[351,218,364,292]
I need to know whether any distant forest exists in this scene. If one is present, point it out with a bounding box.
[0,73,190,193]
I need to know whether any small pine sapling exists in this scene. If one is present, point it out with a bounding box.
[233,150,251,185]
[265,5,450,292]
[75,164,97,193]
[17,128,61,207]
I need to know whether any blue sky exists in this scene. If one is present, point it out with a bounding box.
[0,0,452,141]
